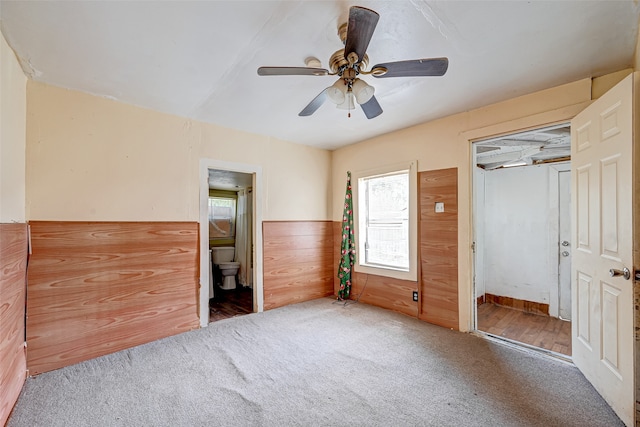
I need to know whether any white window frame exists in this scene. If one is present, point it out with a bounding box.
[353,161,417,282]
[208,194,237,244]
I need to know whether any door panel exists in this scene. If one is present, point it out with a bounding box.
[601,282,622,376]
[576,164,591,251]
[601,156,621,259]
[576,271,592,348]
[571,74,634,426]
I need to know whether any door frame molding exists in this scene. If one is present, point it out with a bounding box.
[463,102,589,333]
[548,163,571,319]
[634,71,640,427]
[199,158,264,327]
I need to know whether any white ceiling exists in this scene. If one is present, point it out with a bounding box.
[1,1,638,150]
[208,169,253,191]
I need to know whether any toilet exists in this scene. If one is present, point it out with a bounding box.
[211,247,239,290]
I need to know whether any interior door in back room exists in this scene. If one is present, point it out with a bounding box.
[558,169,571,320]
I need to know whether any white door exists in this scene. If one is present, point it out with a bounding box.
[571,74,634,426]
[558,170,571,320]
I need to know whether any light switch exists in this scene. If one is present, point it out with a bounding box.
[435,202,445,213]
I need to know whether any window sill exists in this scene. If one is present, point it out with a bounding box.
[355,263,416,282]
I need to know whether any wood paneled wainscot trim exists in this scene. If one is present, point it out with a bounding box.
[27,221,200,375]
[419,168,459,330]
[333,221,418,317]
[351,272,418,318]
[483,293,549,316]
[263,221,334,310]
[0,223,28,425]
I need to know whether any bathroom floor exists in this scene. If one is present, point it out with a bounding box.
[209,286,253,322]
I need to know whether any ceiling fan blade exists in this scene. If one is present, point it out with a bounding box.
[344,6,379,63]
[360,95,383,119]
[372,58,449,78]
[299,89,328,117]
[258,67,329,76]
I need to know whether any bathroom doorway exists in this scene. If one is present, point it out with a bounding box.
[199,159,264,327]
[472,124,572,356]
[208,174,253,322]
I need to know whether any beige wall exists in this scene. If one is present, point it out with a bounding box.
[0,31,27,222]
[26,82,332,221]
[332,77,594,331]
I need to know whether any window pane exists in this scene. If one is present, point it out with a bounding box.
[363,172,409,269]
[209,197,236,240]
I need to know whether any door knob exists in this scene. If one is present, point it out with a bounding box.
[561,251,570,257]
[561,241,570,246]
[609,267,631,280]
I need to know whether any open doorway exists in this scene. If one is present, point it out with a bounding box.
[198,159,264,327]
[207,169,254,322]
[472,124,572,356]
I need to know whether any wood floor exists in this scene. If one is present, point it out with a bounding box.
[209,286,253,322]
[477,303,571,356]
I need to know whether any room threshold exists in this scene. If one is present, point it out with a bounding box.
[471,330,573,365]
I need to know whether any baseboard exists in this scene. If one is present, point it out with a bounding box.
[483,293,549,316]
[476,295,485,306]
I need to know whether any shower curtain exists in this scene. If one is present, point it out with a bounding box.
[235,189,253,288]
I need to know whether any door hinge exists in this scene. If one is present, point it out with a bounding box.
[471,242,476,253]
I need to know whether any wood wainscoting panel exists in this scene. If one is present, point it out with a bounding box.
[484,293,550,316]
[26,222,200,375]
[331,220,419,315]
[419,168,459,330]
[263,221,334,310]
[0,223,28,425]
[351,272,418,317]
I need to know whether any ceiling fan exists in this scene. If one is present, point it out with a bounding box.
[257,6,448,119]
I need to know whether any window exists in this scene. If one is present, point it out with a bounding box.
[354,162,417,281]
[208,192,237,245]
[360,171,409,269]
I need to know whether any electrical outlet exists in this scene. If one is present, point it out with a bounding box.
[435,202,445,213]
[412,291,418,302]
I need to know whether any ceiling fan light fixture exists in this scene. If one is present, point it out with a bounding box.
[352,78,375,104]
[327,79,347,104]
[336,90,355,110]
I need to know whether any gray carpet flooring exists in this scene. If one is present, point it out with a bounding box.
[8,298,623,426]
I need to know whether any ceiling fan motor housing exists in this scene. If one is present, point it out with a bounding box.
[329,50,368,75]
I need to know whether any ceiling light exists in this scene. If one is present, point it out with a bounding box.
[352,78,375,104]
[327,79,347,104]
[502,161,527,168]
[336,90,355,110]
